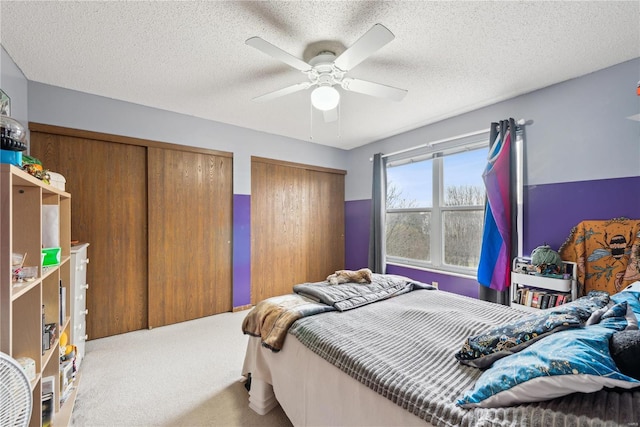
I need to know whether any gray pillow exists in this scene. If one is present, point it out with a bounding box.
[610,330,640,380]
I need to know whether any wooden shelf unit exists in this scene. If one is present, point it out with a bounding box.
[510,257,577,313]
[1,164,77,426]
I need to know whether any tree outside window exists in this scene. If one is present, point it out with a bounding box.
[385,146,487,274]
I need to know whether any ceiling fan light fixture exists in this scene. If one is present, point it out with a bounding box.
[311,86,340,111]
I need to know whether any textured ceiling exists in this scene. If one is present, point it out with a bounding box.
[1,1,639,150]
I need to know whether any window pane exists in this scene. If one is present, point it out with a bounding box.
[442,210,484,268]
[386,159,432,208]
[386,212,430,262]
[443,148,488,207]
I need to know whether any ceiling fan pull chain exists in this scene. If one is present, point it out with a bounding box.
[338,103,341,140]
[309,98,314,140]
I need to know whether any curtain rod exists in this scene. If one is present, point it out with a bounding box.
[374,118,526,160]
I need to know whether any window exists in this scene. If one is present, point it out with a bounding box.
[385,140,488,275]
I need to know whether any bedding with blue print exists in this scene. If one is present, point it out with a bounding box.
[455,290,610,368]
[457,300,640,409]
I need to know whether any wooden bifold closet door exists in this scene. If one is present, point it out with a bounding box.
[30,124,232,339]
[30,130,148,339]
[251,157,345,304]
[147,147,232,328]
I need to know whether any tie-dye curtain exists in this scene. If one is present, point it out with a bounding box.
[478,119,517,303]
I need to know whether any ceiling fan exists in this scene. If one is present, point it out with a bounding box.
[246,23,407,122]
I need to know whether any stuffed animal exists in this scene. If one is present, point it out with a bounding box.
[59,331,76,362]
[326,268,373,285]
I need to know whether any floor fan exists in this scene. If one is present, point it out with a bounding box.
[0,352,32,427]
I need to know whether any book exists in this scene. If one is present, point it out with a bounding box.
[525,290,533,307]
[549,294,558,307]
[513,289,522,304]
[540,293,550,310]
[555,294,565,306]
[531,292,541,308]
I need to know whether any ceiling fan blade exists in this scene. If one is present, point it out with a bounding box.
[341,78,407,102]
[246,37,312,72]
[333,23,395,71]
[252,82,312,102]
[323,107,338,123]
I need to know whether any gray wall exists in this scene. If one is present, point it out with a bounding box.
[0,47,28,129]
[26,82,349,195]
[345,58,640,201]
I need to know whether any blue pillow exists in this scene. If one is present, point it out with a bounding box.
[611,290,640,317]
[598,301,638,330]
[457,303,639,408]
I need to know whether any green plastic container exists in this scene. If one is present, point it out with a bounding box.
[42,247,61,266]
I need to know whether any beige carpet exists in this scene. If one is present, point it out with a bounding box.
[71,310,292,427]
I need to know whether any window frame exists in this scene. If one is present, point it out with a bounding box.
[385,137,489,276]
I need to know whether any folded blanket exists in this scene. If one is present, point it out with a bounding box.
[293,273,435,311]
[243,274,435,351]
[241,294,335,351]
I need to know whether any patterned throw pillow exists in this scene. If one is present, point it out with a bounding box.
[457,303,639,408]
[455,291,610,368]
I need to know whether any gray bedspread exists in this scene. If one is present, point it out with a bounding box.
[288,290,640,426]
[293,273,435,311]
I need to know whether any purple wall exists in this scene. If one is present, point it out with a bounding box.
[345,199,371,270]
[233,194,251,307]
[386,264,479,298]
[523,176,640,254]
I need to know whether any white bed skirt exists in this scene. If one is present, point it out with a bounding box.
[242,336,432,426]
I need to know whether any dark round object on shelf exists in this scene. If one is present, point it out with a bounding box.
[610,330,640,380]
[1,136,27,151]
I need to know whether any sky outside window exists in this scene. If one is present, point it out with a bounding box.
[387,159,433,207]
[387,147,488,207]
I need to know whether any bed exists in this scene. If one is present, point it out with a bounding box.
[241,274,640,426]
